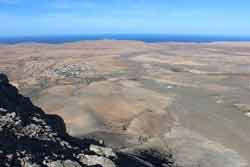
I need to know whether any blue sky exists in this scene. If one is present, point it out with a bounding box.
[0,0,249,37]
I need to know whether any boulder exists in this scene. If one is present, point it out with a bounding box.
[79,155,116,167]
[90,145,117,159]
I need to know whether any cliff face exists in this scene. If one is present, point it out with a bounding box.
[0,73,115,167]
[0,73,177,167]
[0,73,122,167]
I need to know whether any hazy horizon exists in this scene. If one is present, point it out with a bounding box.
[1,34,250,44]
[1,33,250,38]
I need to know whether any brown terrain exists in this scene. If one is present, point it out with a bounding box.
[1,41,250,167]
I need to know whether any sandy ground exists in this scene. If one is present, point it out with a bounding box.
[1,41,250,166]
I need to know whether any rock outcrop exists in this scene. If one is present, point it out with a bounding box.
[0,73,178,167]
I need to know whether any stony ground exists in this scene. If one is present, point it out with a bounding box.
[0,41,250,167]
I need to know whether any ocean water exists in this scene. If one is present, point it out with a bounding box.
[0,34,250,44]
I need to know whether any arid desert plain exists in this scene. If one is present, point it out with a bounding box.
[1,41,250,167]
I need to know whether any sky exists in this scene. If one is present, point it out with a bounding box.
[0,0,250,37]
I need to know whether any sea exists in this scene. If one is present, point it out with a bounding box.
[0,34,250,44]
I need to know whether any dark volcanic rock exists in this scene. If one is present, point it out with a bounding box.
[0,73,178,167]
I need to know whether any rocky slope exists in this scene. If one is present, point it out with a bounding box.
[0,73,178,167]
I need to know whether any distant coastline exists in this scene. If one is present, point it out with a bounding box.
[1,34,250,44]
